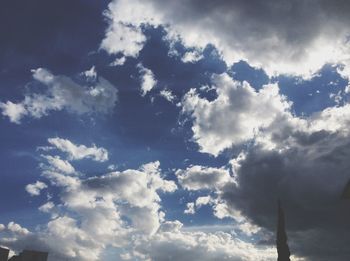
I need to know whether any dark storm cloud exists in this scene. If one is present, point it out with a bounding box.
[220,130,350,260]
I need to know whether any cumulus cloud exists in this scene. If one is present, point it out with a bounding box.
[181,72,350,156]
[41,155,76,174]
[25,181,47,196]
[0,68,117,124]
[47,137,108,162]
[0,102,26,124]
[110,56,126,66]
[181,73,292,156]
[100,0,166,60]
[4,139,179,260]
[159,89,176,103]
[8,138,286,261]
[176,165,233,190]
[181,50,204,63]
[178,75,350,259]
[137,63,157,96]
[184,202,195,215]
[102,0,350,77]
[133,225,276,261]
[81,66,97,82]
[0,220,278,261]
[173,62,350,259]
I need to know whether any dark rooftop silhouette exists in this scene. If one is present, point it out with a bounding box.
[0,248,48,261]
[0,247,9,261]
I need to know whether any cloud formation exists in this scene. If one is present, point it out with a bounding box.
[137,63,157,96]
[176,165,232,190]
[0,68,117,123]
[181,74,292,156]
[102,0,350,77]
[14,139,177,260]
[25,181,48,196]
[47,138,109,162]
[177,73,350,259]
[2,138,283,261]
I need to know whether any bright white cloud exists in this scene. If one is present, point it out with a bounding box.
[41,155,76,174]
[82,66,97,82]
[47,137,108,162]
[176,165,233,190]
[4,136,302,260]
[38,202,55,214]
[0,102,26,124]
[102,0,350,78]
[100,21,146,58]
[159,89,176,103]
[7,222,30,236]
[100,0,161,59]
[5,139,178,261]
[133,225,276,261]
[195,196,213,207]
[181,50,204,63]
[0,68,117,124]
[110,56,126,66]
[184,202,195,215]
[25,181,47,196]
[181,73,292,156]
[137,63,157,96]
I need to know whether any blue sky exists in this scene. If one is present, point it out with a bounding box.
[1,0,350,260]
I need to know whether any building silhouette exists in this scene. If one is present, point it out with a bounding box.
[0,248,48,261]
[0,247,9,261]
[276,201,291,261]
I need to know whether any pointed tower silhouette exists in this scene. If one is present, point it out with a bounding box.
[276,201,291,261]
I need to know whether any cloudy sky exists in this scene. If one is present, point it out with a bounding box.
[1,0,350,260]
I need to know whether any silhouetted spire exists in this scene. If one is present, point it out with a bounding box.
[276,201,290,261]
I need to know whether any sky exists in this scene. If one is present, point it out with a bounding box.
[1,0,350,260]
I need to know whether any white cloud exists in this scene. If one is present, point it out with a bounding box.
[102,0,350,78]
[41,155,76,174]
[110,56,126,66]
[178,81,350,259]
[195,196,213,207]
[0,68,117,124]
[181,73,292,156]
[100,0,161,58]
[159,89,176,103]
[133,226,276,261]
[0,102,26,124]
[6,139,178,260]
[47,137,108,162]
[184,202,195,215]
[176,165,233,190]
[181,50,204,63]
[236,221,260,237]
[137,63,157,96]
[38,202,55,214]
[182,72,350,156]
[82,66,97,82]
[3,137,310,260]
[0,220,278,261]
[100,21,146,58]
[25,181,47,196]
[14,138,281,260]
[7,222,30,236]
